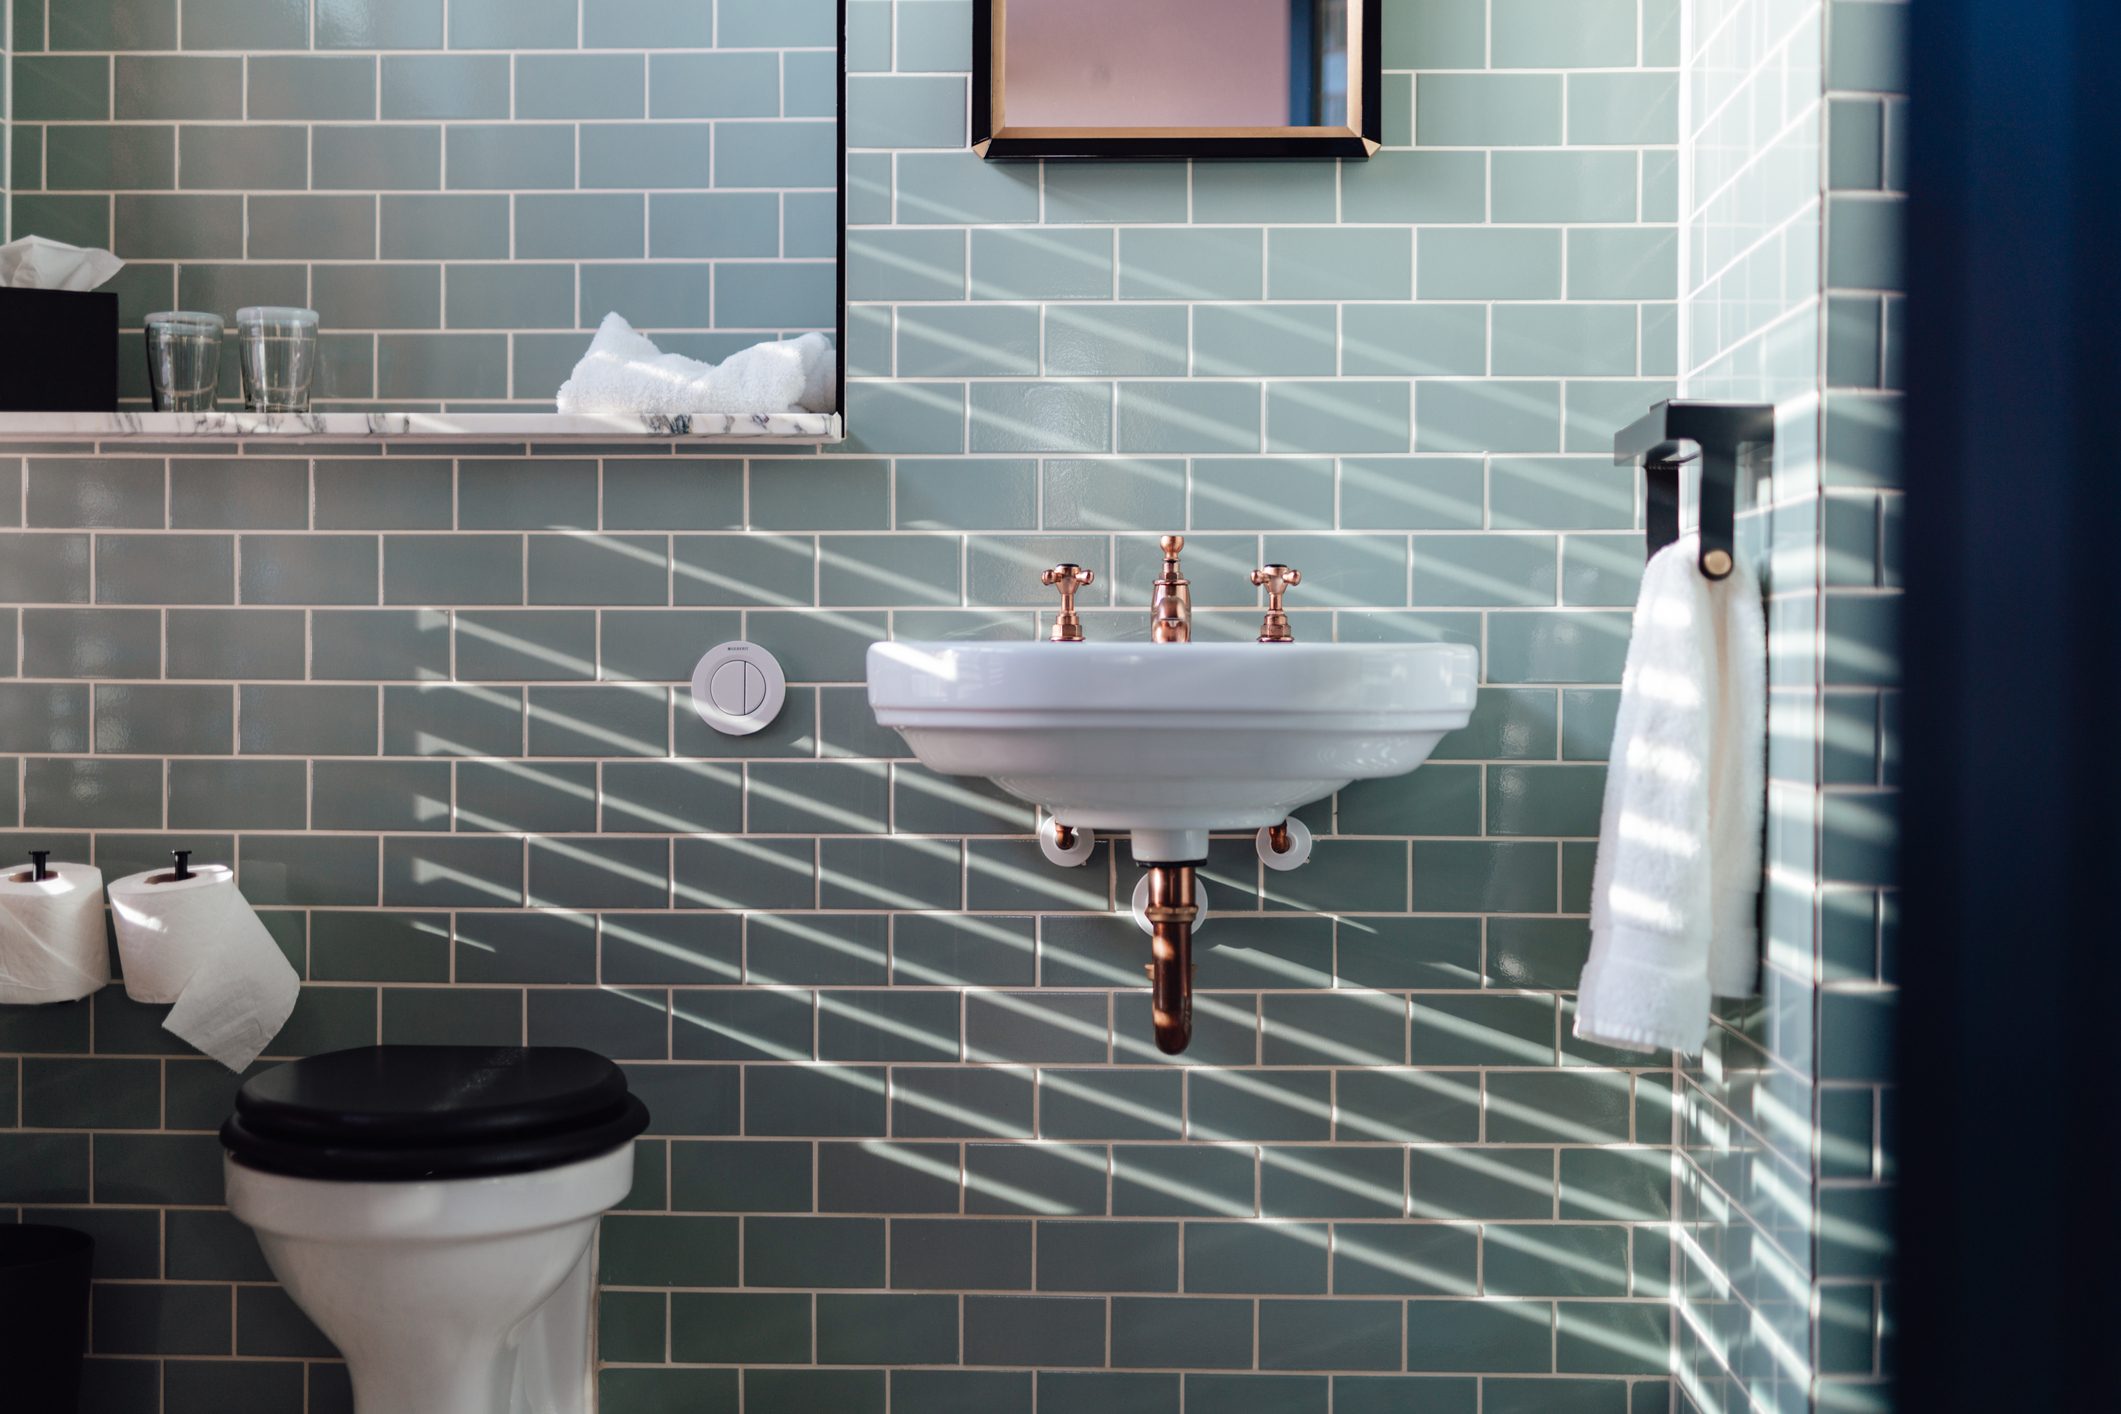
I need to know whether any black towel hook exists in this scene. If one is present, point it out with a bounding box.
[1613,400,1776,580]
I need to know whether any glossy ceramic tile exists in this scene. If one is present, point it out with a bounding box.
[0,0,1712,1406]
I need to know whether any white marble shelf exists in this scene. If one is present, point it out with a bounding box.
[0,410,845,444]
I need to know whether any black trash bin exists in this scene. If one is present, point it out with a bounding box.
[0,1225,94,1413]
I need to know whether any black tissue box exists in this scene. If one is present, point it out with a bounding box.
[0,289,120,411]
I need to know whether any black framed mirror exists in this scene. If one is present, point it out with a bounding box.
[973,0,1381,159]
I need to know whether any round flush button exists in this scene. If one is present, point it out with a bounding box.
[710,660,766,716]
[690,642,785,736]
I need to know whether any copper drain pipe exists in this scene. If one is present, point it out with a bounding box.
[1143,864,1198,1054]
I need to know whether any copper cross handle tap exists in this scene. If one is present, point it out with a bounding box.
[1041,563,1094,642]
[1252,563,1301,642]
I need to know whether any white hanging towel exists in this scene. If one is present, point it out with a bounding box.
[1573,537,1765,1055]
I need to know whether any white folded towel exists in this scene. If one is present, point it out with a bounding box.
[556,313,837,416]
[1573,537,1766,1055]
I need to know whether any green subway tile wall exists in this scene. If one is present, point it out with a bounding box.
[3,2,1702,1411]
[1674,2,1900,1413]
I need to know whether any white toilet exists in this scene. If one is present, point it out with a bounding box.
[222,1045,650,1414]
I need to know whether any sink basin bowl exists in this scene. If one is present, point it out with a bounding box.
[867,640,1479,862]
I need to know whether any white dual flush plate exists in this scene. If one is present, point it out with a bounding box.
[690,642,786,736]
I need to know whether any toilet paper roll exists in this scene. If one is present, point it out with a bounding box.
[108,864,300,1071]
[0,862,110,1005]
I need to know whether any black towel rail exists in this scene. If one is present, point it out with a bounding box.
[1613,400,1776,580]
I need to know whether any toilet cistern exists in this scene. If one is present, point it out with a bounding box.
[866,534,1480,1052]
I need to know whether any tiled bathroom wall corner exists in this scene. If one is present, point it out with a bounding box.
[1807,3,1903,1409]
[5,3,1705,1412]
[1674,4,1828,1409]
[1674,2,1901,1412]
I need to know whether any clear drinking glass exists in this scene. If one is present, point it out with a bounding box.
[143,312,225,412]
[235,306,320,412]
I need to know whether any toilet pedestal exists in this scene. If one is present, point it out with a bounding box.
[229,1147,631,1414]
[515,1234,599,1413]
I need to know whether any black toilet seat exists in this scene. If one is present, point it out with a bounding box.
[221,1045,651,1182]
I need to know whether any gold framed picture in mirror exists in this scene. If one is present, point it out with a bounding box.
[973,0,1381,159]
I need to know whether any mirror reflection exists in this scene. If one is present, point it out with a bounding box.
[1004,0,1349,128]
[976,0,1377,158]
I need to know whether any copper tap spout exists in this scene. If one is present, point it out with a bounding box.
[1143,863,1197,1053]
[1151,535,1192,643]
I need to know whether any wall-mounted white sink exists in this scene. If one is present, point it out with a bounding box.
[866,538,1478,1056]
[866,640,1479,864]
